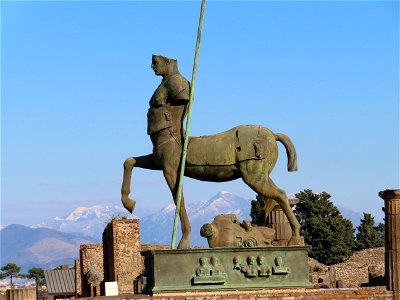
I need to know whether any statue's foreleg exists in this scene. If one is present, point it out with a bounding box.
[121,154,159,213]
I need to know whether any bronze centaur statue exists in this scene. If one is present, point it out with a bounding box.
[121,55,301,249]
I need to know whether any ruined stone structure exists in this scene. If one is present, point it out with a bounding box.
[103,219,141,295]
[79,243,104,297]
[77,219,172,297]
[5,288,36,300]
[380,189,400,299]
[75,259,82,298]
[266,199,298,246]
[308,247,385,288]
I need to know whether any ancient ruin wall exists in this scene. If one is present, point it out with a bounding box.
[80,243,104,297]
[75,259,82,297]
[103,219,141,295]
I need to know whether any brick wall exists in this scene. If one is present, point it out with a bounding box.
[79,243,104,297]
[75,259,82,297]
[79,287,393,300]
[103,219,141,295]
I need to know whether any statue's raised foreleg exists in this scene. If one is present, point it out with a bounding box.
[121,154,160,213]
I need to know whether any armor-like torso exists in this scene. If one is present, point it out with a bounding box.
[147,73,189,136]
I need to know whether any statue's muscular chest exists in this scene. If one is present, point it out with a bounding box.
[149,83,168,107]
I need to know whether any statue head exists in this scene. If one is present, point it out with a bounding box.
[257,256,266,265]
[151,55,179,77]
[199,257,209,266]
[233,256,241,265]
[200,223,215,238]
[211,256,221,266]
[275,256,284,267]
[247,256,256,265]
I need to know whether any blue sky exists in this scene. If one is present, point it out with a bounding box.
[2,1,398,227]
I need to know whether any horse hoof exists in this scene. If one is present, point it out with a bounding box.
[177,239,190,249]
[121,197,136,213]
[287,236,304,246]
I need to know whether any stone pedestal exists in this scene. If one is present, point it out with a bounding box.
[142,246,312,293]
[379,189,400,299]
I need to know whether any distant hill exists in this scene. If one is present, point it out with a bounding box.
[1,191,368,273]
[0,224,97,272]
[337,205,364,227]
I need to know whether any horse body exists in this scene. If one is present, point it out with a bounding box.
[183,125,278,182]
[121,124,301,249]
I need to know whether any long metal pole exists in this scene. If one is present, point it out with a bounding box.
[171,0,206,248]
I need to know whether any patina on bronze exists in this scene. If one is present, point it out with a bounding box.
[200,214,275,248]
[121,55,301,249]
[141,246,312,292]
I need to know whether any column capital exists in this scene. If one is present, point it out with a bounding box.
[379,189,400,201]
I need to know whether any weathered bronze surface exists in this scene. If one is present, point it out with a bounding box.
[200,214,275,248]
[141,247,312,292]
[121,55,301,249]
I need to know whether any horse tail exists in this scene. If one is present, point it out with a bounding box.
[275,133,298,172]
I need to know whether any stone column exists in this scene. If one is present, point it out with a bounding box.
[267,199,298,246]
[379,189,400,298]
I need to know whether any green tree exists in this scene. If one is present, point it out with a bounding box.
[376,206,385,241]
[376,222,385,240]
[0,263,22,287]
[27,267,45,300]
[355,212,384,251]
[250,194,267,225]
[294,189,355,265]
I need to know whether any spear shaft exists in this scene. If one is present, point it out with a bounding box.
[171,0,206,249]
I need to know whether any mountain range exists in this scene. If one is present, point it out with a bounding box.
[0,224,97,272]
[140,191,252,246]
[33,204,135,241]
[1,191,364,272]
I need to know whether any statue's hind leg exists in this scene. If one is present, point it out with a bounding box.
[262,197,278,223]
[239,161,302,246]
[162,164,191,249]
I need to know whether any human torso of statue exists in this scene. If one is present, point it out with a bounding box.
[147,73,190,141]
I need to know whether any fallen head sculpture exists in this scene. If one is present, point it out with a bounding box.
[200,214,275,248]
[121,55,301,249]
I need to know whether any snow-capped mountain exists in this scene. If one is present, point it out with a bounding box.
[140,191,252,246]
[29,191,366,248]
[33,205,137,241]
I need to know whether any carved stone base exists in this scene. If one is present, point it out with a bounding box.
[141,246,312,293]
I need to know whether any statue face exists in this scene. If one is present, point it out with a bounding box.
[199,257,208,265]
[275,256,283,266]
[248,256,256,265]
[151,56,168,76]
